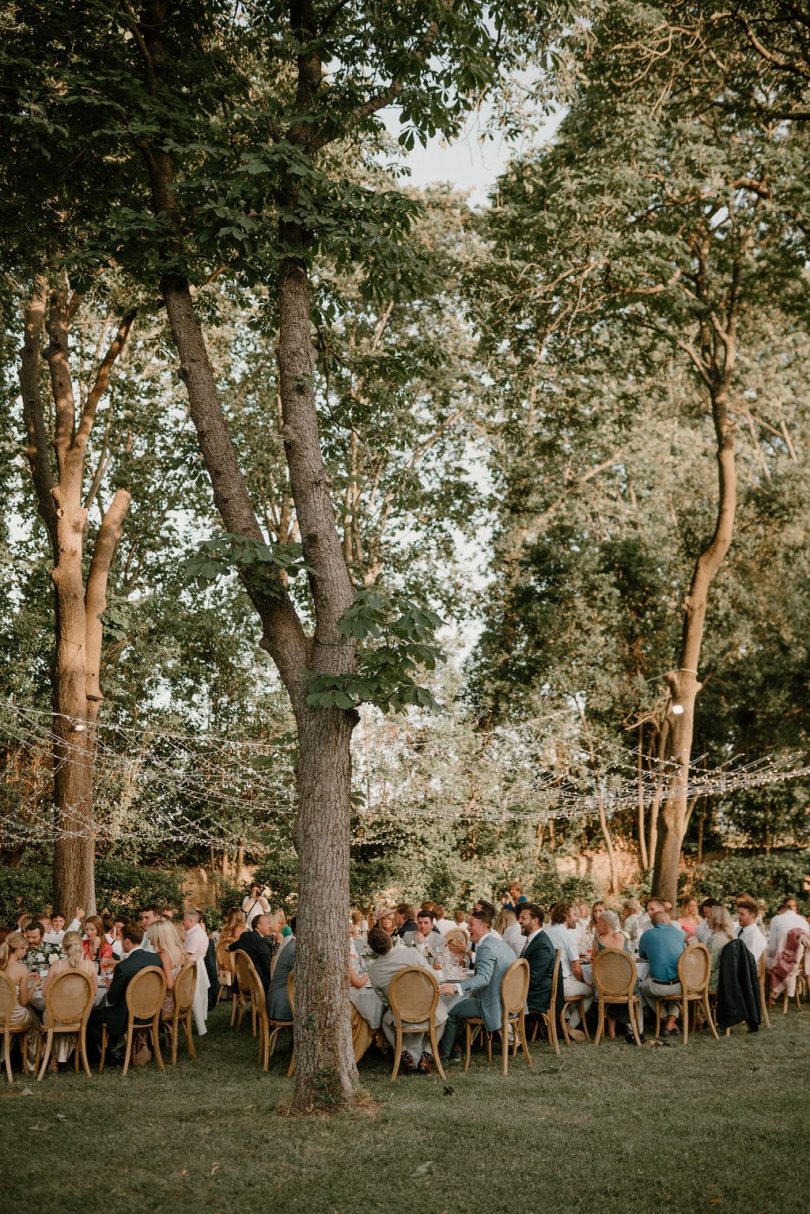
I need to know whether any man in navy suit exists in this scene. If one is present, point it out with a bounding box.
[228,913,276,992]
[87,922,163,1060]
[518,902,562,1021]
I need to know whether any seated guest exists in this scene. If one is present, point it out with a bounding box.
[542,902,593,1041]
[414,910,444,956]
[24,920,61,974]
[639,910,686,1036]
[677,897,701,943]
[368,926,447,1074]
[228,912,276,992]
[147,920,183,1020]
[621,899,643,946]
[518,903,560,1022]
[43,912,67,946]
[375,907,397,935]
[735,897,766,963]
[42,930,97,1069]
[87,923,161,1061]
[182,908,210,1035]
[393,903,419,939]
[705,906,735,993]
[139,906,161,951]
[0,930,40,1067]
[765,898,810,969]
[438,909,515,1064]
[635,897,665,940]
[495,908,525,959]
[432,905,455,936]
[83,915,115,972]
[594,910,629,953]
[268,919,297,1021]
[695,898,721,944]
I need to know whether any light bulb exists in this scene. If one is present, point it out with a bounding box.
[671,704,685,716]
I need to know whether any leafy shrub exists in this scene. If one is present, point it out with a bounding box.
[686,852,810,913]
[0,866,52,927]
[252,850,299,914]
[530,863,598,911]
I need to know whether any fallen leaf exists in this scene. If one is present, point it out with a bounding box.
[20,1087,33,1097]
[210,1163,221,1176]
[414,1161,434,1178]
[55,1113,67,1122]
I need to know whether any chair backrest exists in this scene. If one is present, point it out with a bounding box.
[679,942,710,995]
[125,966,166,1019]
[45,969,95,1025]
[0,970,17,1026]
[233,949,262,997]
[389,965,439,1024]
[501,958,530,1016]
[287,970,295,1013]
[173,961,197,1013]
[216,938,234,973]
[592,948,637,999]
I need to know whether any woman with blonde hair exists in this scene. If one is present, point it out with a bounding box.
[147,920,184,1018]
[706,905,735,993]
[42,930,97,1069]
[677,896,701,942]
[0,931,39,1069]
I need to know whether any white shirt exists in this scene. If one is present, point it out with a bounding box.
[737,923,766,964]
[434,918,457,936]
[695,919,712,944]
[542,923,579,980]
[766,910,810,963]
[242,894,270,927]
[503,921,525,958]
[184,922,209,961]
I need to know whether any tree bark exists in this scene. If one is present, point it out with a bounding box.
[653,381,737,902]
[20,287,133,914]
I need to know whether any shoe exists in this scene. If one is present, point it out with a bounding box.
[623,1031,646,1046]
[418,1051,435,1075]
[441,1047,462,1065]
[566,1026,587,1042]
[399,1051,418,1074]
[663,1027,680,1038]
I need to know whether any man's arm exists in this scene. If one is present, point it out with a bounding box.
[461,939,496,995]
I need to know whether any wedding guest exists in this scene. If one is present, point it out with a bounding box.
[472,900,501,940]
[766,898,810,969]
[43,913,67,946]
[695,898,721,944]
[518,903,559,1020]
[635,897,665,940]
[415,910,444,955]
[639,910,686,1036]
[621,898,643,946]
[495,908,524,958]
[147,920,183,1019]
[139,906,161,951]
[542,902,593,1040]
[42,930,97,1070]
[24,921,61,974]
[268,919,296,1019]
[438,909,512,1065]
[182,908,210,1035]
[433,905,455,935]
[500,882,528,913]
[705,906,735,994]
[735,897,767,963]
[87,923,160,1062]
[0,930,39,1067]
[393,903,419,939]
[594,910,628,953]
[376,907,397,935]
[347,923,383,1035]
[228,912,276,992]
[677,897,701,942]
[83,915,115,972]
[368,926,446,1074]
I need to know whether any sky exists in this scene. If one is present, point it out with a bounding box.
[381,104,563,206]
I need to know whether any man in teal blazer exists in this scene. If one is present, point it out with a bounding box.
[439,908,516,1061]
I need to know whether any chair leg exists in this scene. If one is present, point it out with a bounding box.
[286,1040,296,1078]
[185,1009,196,1059]
[630,1001,642,1046]
[3,1030,13,1084]
[579,1001,590,1041]
[703,995,719,1041]
[654,1001,661,1039]
[391,1024,403,1081]
[486,1031,493,1066]
[501,1028,508,1076]
[122,1023,133,1077]
[37,1030,53,1081]
[171,1016,179,1066]
[594,999,605,1046]
[519,1013,533,1067]
[230,992,238,1028]
[680,999,688,1045]
[79,1026,92,1077]
[429,1025,446,1081]
[99,1025,108,1074]
[463,1022,473,1072]
[152,1014,165,1071]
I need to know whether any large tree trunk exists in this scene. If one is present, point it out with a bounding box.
[20,288,133,915]
[652,380,737,902]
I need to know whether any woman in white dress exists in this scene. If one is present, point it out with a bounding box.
[42,930,97,1067]
[0,931,40,1068]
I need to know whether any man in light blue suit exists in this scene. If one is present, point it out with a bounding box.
[438,908,516,1062]
[267,922,296,1021]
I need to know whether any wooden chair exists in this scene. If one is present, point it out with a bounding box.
[232,950,257,1036]
[781,937,808,1013]
[528,948,562,1055]
[756,952,771,1028]
[463,959,532,1076]
[264,972,295,1072]
[654,943,719,1044]
[388,965,447,1081]
[0,971,36,1083]
[99,966,166,1076]
[163,960,197,1066]
[36,969,95,1079]
[216,938,235,1008]
[591,948,642,1045]
[561,975,591,1044]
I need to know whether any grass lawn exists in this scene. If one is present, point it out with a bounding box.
[2,1002,807,1214]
